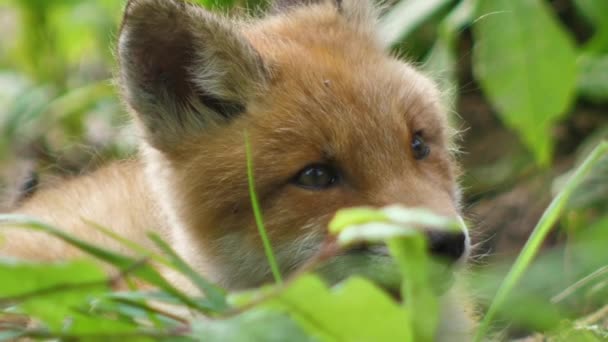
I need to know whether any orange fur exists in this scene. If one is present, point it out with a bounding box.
[1,0,474,339]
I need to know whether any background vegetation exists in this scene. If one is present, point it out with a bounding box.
[1,0,608,340]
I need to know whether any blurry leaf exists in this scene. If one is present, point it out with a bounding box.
[265,275,412,342]
[190,309,312,342]
[0,259,137,334]
[424,0,476,106]
[330,205,460,236]
[424,38,457,105]
[556,129,608,211]
[0,331,23,341]
[1,84,51,142]
[574,0,608,28]
[329,207,389,234]
[564,153,608,210]
[574,0,608,53]
[473,0,577,166]
[379,0,453,46]
[578,54,608,103]
[388,236,438,341]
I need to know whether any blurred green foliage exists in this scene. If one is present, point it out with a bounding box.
[0,0,608,340]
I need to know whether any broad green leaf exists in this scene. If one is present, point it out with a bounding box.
[473,0,577,166]
[578,54,608,103]
[190,309,312,342]
[0,259,104,298]
[265,275,412,342]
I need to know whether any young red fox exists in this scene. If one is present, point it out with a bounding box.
[1,0,475,338]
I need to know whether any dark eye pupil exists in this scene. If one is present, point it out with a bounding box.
[293,164,338,189]
[412,134,430,160]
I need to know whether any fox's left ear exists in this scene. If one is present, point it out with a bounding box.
[118,0,267,152]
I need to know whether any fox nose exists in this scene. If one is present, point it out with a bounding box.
[426,230,467,264]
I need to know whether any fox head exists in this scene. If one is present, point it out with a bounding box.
[118,0,468,289]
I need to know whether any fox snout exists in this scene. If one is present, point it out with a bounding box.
[426,229,469,264]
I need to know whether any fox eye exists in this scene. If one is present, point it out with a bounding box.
[412,132,430,160]
[292,164,339,190]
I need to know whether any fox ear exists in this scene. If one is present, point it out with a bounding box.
[118,0,267,151]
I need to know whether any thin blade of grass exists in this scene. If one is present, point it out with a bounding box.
[0,215,211,314]
[244,132,283,284]
[147,232,228,312]
[0,214,137,268]
[82,219,172,268]
[475,141,608,340]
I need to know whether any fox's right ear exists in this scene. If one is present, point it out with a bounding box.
[118,0,267,152]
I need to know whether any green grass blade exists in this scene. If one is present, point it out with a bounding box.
[475,141,608,340]
[147,232,228,312]
[82,219,172,268]
[244,132,283,284]
[0,215,212,314]
[0,214,137,268]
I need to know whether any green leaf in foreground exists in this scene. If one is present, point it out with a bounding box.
[328,205,460,340]
[0,259,136,334]
[473,0,577,166]
[265,275,412,342]
[388,236,438,342]
[330,205,462,245]
[191,309,312,342]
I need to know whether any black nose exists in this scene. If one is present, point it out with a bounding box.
[426,230,467,263]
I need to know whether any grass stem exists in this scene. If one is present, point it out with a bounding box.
[245,132,283,284]
[475,141,608,340]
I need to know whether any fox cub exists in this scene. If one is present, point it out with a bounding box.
[1,0,474,338]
